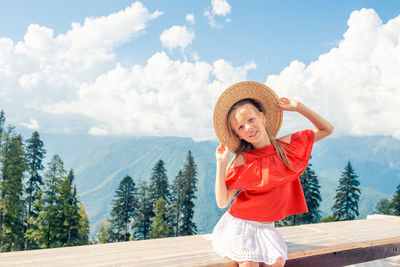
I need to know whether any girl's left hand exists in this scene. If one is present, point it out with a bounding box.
[277,97,301,111]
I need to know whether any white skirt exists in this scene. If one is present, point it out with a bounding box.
[211,212,287,265]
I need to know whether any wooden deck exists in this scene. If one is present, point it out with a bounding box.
[0,215,399,266]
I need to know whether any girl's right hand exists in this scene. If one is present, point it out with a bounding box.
[216,143,230,164]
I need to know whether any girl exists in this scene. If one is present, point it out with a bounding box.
[211,81,334,267]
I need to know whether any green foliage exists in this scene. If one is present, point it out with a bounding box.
[179,151,198,236]
[29,155,87,248]
[320,214,338,222]
[77,203,90,245]
[58,169,82,246]
[110,175,137,242]
[35,154,67,248]
[97,219,112,244]
[25,131,46,249]
[301,163,322,224]
[132,180,153,240]
[149,198,171,239]
[169,170,185,236]
[374,198,392,215]
[390,184,400,216]
[332,161,361,221]
[0,129,27,251]
[148,160,170,207]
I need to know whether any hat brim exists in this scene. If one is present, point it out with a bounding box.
[213,81,283,154]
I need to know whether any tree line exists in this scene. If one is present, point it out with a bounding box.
[0,110,89,252]
[97,151,198,243]
[279,158,400,226]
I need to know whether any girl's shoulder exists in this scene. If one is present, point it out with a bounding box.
[277,133,293,144]
[231,153,246,168]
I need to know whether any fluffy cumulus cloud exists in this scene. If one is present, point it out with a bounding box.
[266,8,400,138]
[160,26,195,50]
[0,2,162,132]
[47,52,256,139]
[2,5,400,140]
[204,0,231,29]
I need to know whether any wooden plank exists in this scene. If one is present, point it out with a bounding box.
[0,215,399,266]
[285,242,400,267]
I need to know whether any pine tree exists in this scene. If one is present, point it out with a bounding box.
[0,110,5,142]
[58,169,82,246]
[149,197,171,239]
[179,151,198,236]
[169,170,185,236]
[374,198,391,215]
[132,180,153,240]
[24,131,46,249]
[36,154,66,248]
[332,161,361,221]
[110,175,137,242]
[390,184,400,216]
[148,160,170,207]
[0,129,27,252]
[77,203,90,245]
[301,163,322,224]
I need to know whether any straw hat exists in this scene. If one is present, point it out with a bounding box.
[213,81,283,154]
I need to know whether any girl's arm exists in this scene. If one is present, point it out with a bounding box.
[278,97,334,143]
[215,144,238,208]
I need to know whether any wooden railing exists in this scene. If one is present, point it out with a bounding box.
[0,215,399,266]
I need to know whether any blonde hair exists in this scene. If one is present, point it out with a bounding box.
[227,99,294,171]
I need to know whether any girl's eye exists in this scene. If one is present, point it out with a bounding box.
[238,125,243,130]
[249,118,254,122]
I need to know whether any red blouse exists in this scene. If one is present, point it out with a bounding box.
[225,129,315,221]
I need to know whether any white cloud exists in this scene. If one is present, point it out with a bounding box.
[47,52,255,139]
[160,26,195,51]
[204,0,231,29]
[186,14,195,24]
[2,5,400,141]
[211,0,231,16]
[20,119,40,130]
[265,8,400,139]
[89,127,109,136]
[0,2,162,131]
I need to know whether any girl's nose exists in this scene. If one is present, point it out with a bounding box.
[245,124,253,131]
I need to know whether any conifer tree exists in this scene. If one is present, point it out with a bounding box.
[0,129,27,252]
[149,197,171,239]
[332,161,361,221]
[179,151,198,236]
[58,169,82,246]
[77,202,90,245]
[0,110,5,142]
[132,180,153,240]
[24,131,46,249]
[35,154,66,248]
[374,198,391,215]
[169,170,185,236]
[390,184,400,216]
[148,160,170,207]
[301,163,322,224]
[110,175,137,242]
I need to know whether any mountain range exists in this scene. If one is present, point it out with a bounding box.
[38,132,399,237]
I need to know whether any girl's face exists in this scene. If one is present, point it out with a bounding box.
[229,103,270,148]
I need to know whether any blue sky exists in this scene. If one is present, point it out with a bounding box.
[0,1,399,140]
